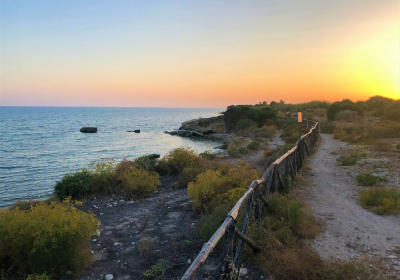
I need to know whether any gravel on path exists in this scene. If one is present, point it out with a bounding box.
[306,134,400,276]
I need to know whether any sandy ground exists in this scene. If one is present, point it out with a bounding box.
[305,134,400,278]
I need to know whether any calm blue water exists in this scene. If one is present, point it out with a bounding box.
[0,107,224,208]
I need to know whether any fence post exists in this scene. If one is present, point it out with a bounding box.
[215,223,236,280]
[234,192,254,266]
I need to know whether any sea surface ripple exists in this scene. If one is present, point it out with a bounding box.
[0,107,223,208]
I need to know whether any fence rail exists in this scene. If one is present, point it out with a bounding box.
[181,120,319,280]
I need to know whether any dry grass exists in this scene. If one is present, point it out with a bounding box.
[373,139,394,152]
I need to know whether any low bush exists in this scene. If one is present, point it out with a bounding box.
[117,167,160,199]
[134,155,158,171]
[278,175,294,194]
[356,174,386,186]
[88,159,116,195]
[234,118,258,132]
[160,148,201,175]
[373,139,393,152]
[175,167,205,189]
[196,204,233,242]
[335,110,362,123]
[349,143,369,159]
[26,273,52,280]
[285,133,299,144]
[247,140,260,150]
[370,120,400,139]
[254,125,276,138]
[320,122,336,134]
[359,187,400,215]
[199,150,217,160]
[188,163,260,213]
[0,199,99,278]
[382,100,400,122]
[327,100,363,121]
[54,170,93,200]
[337,156,357,166]
[224,105,279,132]
[227,136,252,157]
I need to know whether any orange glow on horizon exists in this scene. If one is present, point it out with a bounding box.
[1,1,399,107]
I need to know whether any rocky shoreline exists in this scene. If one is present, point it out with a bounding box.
[165,115,230,149]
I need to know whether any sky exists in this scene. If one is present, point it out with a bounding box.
[1,0,399,107]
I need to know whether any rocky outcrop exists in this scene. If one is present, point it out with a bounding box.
[181,115,225,134]
[80,127,97,133]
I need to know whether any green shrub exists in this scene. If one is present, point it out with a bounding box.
[349,144,369,159]
[115,159,136,177]
[278,175,294,194]
[365,95,395,115]
[227,148,240,157]
[117,167,160,199]
[359,187,400,215]
[54,170,93,200]
[197,204,232,242]
[327,101,363,121]
[0,200,99,278]
[161,148,200,175]
[88,159,116,195]
[143,259,171,278]
[370,121,400,139]
[285,133,299,144]
[247,140,261,150]
[235,118,258,132]
[227,136,252,157]
[187,164,259,213]
[26,273,52,280]
[134,155,158,171]
[356,174,386,186]
[335,110,362,123]
[175,167,205,189]
[320,122,336,134]
[199,150,217,160]
[224,105,279,133]
[382,100,400,122]
[337,156,357,166]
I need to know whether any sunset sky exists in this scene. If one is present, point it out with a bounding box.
[1,0,399,107]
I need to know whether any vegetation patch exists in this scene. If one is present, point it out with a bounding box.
[359,187,400,215]
[246,194,384,280]
[223,105,279,133]
[0,199,99,279]
[320,122,336,134]
[356,174,386,186]
[327,99,363,121]
[337,156,357,166]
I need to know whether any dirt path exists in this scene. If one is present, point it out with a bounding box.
[268,130,284,150]
[306,134,400,276]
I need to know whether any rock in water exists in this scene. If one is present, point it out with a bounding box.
[80,127,97,133]
[127,129,140,133]
[105,274,113,280]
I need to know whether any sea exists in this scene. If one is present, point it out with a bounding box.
[0,107,224,208]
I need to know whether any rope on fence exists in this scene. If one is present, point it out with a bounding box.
[181,120,320,280]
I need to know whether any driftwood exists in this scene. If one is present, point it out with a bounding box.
[181,120,319,280]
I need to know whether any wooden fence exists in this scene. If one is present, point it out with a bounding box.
[181,120,319,280]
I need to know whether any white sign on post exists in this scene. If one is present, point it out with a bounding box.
[298,112,302,123]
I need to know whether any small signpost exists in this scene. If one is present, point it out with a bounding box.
[298,108,302,141]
